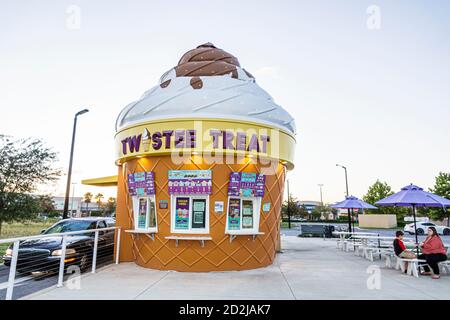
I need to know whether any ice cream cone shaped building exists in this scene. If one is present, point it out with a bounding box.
[84,43,296,271]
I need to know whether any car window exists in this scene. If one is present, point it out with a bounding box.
[106,220,116,227]
[97,221,107,229]
[423,223,434,226]
[44,220,97,234]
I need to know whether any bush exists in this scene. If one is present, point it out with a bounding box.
[89,211,104,217]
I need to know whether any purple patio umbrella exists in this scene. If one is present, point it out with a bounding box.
[375,184,450,249]
[331,196,377,232]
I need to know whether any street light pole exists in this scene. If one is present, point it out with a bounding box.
[318,184,324,220]
[63,109,89,219]
[318,184,324,205]
[336,164,352,233]
[70,183,77,218]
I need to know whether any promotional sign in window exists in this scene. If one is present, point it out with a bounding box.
[242,200,254,229]
[228,198,241,230]
[128,171,155,196]
[138,198,148,229]
[227,172,265,197]
[149,200,156,228]
[192,199,206,229]
[168,170,212,195]
[175,197,190,229]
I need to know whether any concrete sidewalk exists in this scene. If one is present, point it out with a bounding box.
[23,236,450,300]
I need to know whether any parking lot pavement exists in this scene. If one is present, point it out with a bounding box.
[0,256,114,300]
[22,236,450,300]
[0,264,59,300]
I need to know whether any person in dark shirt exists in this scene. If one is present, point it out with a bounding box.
[393,231,416,272]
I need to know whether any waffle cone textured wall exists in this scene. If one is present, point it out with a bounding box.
[115,155,286,271]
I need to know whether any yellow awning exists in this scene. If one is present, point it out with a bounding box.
[81,175,118,187]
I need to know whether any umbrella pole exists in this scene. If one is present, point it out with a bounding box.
[347,209,352,233]
[413,204,419,256]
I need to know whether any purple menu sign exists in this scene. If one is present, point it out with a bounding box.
[168,170,212,195]
[227,172,266,198]
[228,172,241,197]
[127,171,155,196]
[255,174,266,197]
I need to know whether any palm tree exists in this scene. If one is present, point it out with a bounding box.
[106,197,116,215]
[83,192,93,213]
[95,193,104,211]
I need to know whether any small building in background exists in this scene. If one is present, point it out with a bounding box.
[52,196,83,217]
[51,197,112,217]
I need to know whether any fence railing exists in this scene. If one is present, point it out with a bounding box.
[0,226,121,300]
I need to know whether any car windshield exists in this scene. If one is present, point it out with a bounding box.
[44,220,97,234]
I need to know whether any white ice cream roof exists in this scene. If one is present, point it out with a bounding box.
[115,44,296,135]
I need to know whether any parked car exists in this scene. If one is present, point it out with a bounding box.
[403,221,450,235]
[2,217,116,274]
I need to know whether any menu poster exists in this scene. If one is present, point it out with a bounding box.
[255,174,266,197]
[240,173,257,196]
[145,172,155,195]
[127,171,155,196]
[228,198,241,230]
[127,174,136,196]
[175,197,190,230]
[228,172,241,197]
[227,172,266,198]
[168,170,212,195]
[138,198,147,229]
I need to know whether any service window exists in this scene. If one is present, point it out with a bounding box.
[226,197,261,233]
[171,195,209,234]
[132,196,157,231]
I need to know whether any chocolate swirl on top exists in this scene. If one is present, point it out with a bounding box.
[175,43,241,79]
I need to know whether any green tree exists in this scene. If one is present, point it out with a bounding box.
[0,135,60,235]
[363,180,408,220]
[83,192,93,212]
[312,204,332,221]
[298,204,309,219]
[424,172,450,225]
[281,194,300,221]
[36,194,56,215]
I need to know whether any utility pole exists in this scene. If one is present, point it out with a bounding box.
[63,109,89,219]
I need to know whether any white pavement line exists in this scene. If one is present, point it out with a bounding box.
[132,271,171,300]
[0,276,34,290]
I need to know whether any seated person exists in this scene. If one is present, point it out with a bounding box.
[393,231,416,272]
[393,231,416,258]
[418,227,448,279]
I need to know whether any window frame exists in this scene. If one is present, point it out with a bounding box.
[131,195,158,232]
[170,195,210,234]
[225,196,261,234]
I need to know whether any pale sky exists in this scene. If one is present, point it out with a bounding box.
[1,0,449,204]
